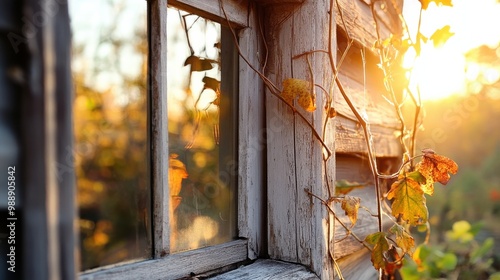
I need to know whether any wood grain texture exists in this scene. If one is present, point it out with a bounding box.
[334,73,402,157]
[210,259,319,280]
[264,1,334,278]
[334,155,398,259]
[150,0,170,257]
[79,240,248,280]
[337,248,378,279]
[334,156,378,259]
[335,0,403,49]
[170,0,249,27]
[237,3,266,260]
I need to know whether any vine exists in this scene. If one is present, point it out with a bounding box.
[220,0,458,278]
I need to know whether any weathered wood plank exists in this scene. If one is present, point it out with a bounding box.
[79,239,248,280]
[337,248,378,279]
[334,155,398,259]
[264,1,334,278]
[334,72,402,157]
[170,0,249,27]
[265,6,298,262]
[335,0,403,50]
[237,3,266,260]
[291,0,332,276]
[210,259,319,280]
[150,0,170,257]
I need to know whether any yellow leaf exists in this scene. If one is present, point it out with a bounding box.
[387,171,428,226]
[429,25,455,48]
[281,78,316,112]
[340,196,361,227]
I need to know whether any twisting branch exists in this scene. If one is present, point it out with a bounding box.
[218,0,332,159]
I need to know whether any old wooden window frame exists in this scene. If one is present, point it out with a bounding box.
[79,0,264,279]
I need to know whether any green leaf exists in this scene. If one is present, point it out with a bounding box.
[335,179,370,195]
[436,253,457,271]
[365,232,390,271]
[489,272,500,280]
[387,173,428,226]
[471,237,494,264]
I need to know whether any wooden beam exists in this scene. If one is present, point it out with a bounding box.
[149,0,170,257]
[210,259,319,279]
[264,1,335,278]
[80,239,248,280]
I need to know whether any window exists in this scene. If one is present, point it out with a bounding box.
[70,0,150,270]
[166,5,238,253]
[74,0,260,278]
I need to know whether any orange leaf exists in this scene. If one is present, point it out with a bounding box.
[281,78,316,112]
[387,171,428,226]
[418,149,458,186]
[390,224,415,255]
[419,0,453,9]
[340,196,361,227]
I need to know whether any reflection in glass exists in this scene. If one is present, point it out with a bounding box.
[167,6,237,253]
[70,0,150,270]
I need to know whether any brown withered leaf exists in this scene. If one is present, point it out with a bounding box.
[340,196,361,227]
[387,171,428,226]
[385,247,404,275]
[418,149,458,185]
[202,76,220,92]
[184,55,215,71]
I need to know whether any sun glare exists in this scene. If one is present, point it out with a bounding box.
[402,0,500,101]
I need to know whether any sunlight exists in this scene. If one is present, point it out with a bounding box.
[403,0,500,101]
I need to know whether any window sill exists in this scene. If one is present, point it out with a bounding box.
[80,239,247,280]
[209,259,319,280]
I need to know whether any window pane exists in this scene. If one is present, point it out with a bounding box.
[167,6,238,253]
[69,0,151,270]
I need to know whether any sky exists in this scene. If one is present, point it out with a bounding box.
[403,0,500,100]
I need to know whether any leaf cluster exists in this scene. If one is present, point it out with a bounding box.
[365,149,458,275]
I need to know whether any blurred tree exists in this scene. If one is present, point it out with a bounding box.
[71,0,150,270]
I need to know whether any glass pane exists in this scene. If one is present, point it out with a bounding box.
[69,0,151,270]
[167,6,237,253]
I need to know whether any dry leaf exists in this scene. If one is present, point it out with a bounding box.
[418,149,458,185]
[281,78,316,112]
[340,196,361,227]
